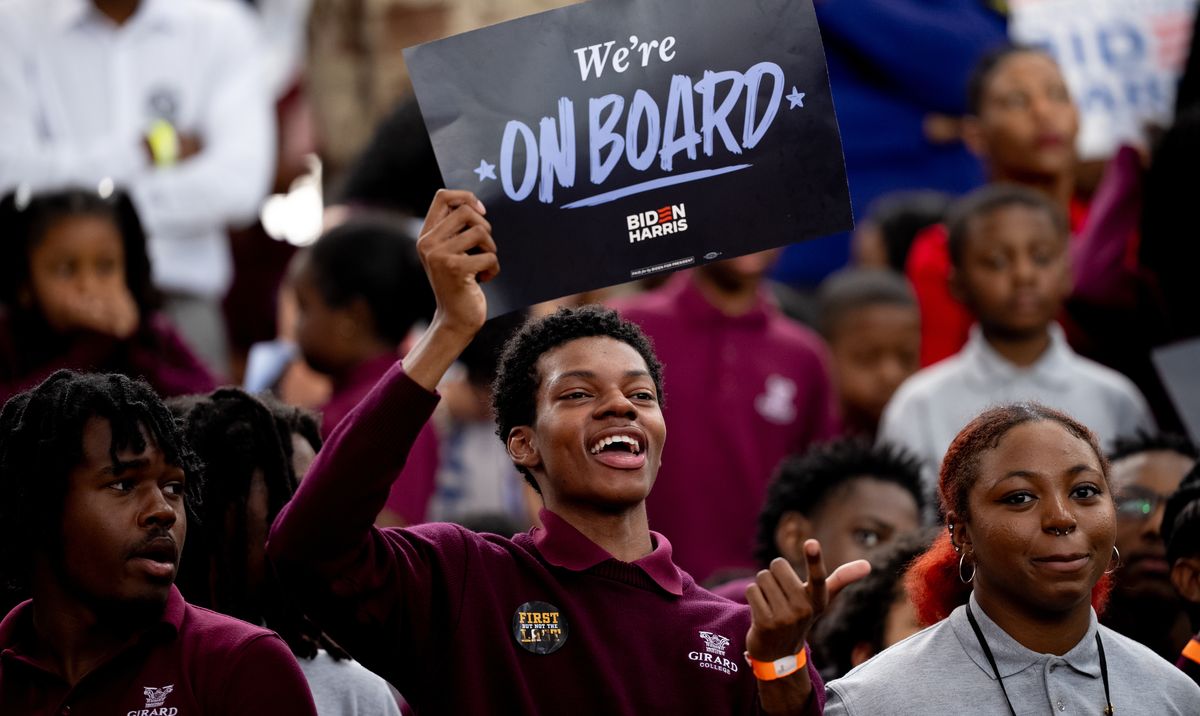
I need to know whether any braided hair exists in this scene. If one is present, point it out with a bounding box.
[168,388,345,659]
[0,371,202,606]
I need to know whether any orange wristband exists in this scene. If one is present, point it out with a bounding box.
[1183,638,1200,665]
[745,646,807,681]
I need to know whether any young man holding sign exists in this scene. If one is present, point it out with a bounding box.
[268,190,866,714]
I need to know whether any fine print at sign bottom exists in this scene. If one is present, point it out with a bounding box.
[630,256,695,279]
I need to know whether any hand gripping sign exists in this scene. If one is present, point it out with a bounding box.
[406,0,852,316]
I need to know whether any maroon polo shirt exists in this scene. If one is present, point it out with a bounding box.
[0,586,316,715]
[321,351,438,524]
[613,274,841,581]
[711,576,756,604]
[268,361,824,715]
[0,310,218,407]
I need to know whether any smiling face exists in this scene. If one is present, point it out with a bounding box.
[967,51,1079,183]
[54,417,188,612]
[952,204,1070,340]
[507,336,665,513]
[958,420,1115,619]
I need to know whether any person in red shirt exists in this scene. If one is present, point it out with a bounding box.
[268,190,870,714]
[0,370,316,715]
[907,45,1084,366]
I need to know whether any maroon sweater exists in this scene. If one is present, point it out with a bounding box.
[0,586,316,715]
[268,361,824,715]
[321,352,438,525]
[0,310,218,406]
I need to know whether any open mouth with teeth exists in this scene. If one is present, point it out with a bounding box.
[588,434,647,469]
[590,435,642,455]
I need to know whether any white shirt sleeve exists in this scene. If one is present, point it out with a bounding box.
[0,12,146,193]
[129,4,276,236]
[878,388,933,466]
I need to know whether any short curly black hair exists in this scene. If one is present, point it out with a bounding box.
[754,438,925,566]
[491,305,664,492]
[811,528,935,681]
[0,371,203,602]
[1108,430,1198,464]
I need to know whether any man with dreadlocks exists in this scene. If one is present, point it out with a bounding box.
[268,190,871,715]
[170,387,401,715]
[0,371,317,715]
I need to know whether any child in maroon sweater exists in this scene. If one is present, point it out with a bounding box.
[0,189,217,405]
[0,370,316,714]
[268,190,871,714]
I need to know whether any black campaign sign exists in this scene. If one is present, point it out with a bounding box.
[406,0,851,316]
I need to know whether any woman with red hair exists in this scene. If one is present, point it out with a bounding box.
[824,403,1199,714]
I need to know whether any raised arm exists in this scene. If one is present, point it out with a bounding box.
[266,189,497,675]
[402,190,497,390]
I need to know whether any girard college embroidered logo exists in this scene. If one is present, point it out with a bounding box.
[688,630,739,675]
[626,203,688,243]
[126,684,178,716]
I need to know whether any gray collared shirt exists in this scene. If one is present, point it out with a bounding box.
[878,323,1154,494]
[824,592,1200,715]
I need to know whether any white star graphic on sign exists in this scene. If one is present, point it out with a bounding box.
[786,87,806,109]
[473,159,497,181]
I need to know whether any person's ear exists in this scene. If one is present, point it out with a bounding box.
[961,116,987,160]
[1171,557,1200,605]
[507,426,541,471]
[343,298,377,340]
[775,511,812,566]
[946,511,972,551]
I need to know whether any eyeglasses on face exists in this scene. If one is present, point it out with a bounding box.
[1114,487,1169,521]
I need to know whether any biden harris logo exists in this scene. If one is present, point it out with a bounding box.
[626,203,688,243]
[688,630,738,675]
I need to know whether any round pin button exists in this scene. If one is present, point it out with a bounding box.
[512,601,569,655]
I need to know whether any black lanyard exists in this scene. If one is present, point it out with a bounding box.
[966,603,1114,716]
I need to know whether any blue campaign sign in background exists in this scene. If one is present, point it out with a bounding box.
[405,0,852,316]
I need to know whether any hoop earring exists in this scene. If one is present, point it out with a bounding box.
[959,553,976,584]
[1105,546,1121,575]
